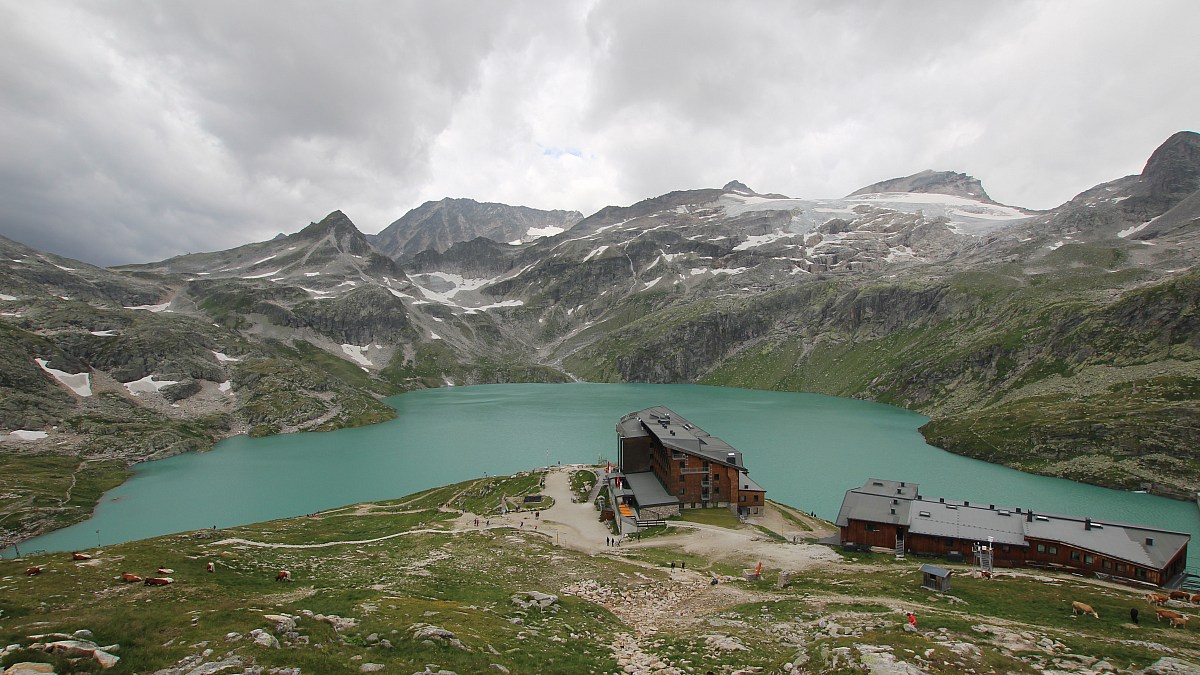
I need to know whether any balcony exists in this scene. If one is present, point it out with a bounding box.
[681,468,708,475]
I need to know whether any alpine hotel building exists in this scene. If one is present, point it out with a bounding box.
[616,406,766,518]
[836,479,1190,587]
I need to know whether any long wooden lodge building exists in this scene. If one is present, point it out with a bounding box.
[836,479,1190,586]
[614,406,766,519]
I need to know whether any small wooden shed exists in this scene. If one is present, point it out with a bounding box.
[919,563,952,593]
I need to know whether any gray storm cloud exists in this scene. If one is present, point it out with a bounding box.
[0,0,1196,266]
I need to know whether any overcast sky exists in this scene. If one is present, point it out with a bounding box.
[2,1,1197,266]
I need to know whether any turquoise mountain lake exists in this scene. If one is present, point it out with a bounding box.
[8,383,1199,570]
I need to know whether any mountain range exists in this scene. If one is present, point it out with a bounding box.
[1,131,1197,548]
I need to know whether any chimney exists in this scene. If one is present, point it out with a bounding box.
[939,497,945,503]
[1085,518,1092,531]
[900,481,906,487]
[989,504,994,510]
[964,501,970,506]
[1027,511,1034,522]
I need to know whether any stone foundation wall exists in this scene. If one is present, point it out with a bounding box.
[640,504,680,520]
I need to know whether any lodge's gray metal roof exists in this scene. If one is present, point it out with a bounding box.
[616,415,649,439]
[837,479,1190,569]
[835,489,911,528]
[919,564,951,578]
[908,499,1028,546]
[1023,514,1189,570]
[622,470,681,508]
[618,406,744,468]
[739,473,765,493]
[857,478,920,500]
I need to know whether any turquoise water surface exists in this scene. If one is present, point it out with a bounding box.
[8,383,1198,569]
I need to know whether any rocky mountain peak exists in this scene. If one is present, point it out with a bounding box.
[298,210,359,238]
[722,180,755,194]
[369,198,584,261]
[848,170,994,203]
[1140,130,1200,198]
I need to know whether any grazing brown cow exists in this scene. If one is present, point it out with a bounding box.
[120,572,143,583]
[206,562,215,573]
[1072,601,1100,618]
[1147,593,1169,606]
[71,552,92,560]
[144,576,173,586]
[1169,615,1190,628]
[1155,608,1184,623]
[1192,593,1200,605]
[275,570,292,582]
[1169,590,1190,602]
[25,565,42,576]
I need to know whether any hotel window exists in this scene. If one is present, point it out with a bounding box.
[714,485,720,493]
[678,487,684,495]
[678,476,684,483]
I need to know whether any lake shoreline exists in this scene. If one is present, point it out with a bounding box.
[5,383,1198,569]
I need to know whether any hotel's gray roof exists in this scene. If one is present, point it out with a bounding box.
[618,406,744,468]
[835,487,911,528]
[837,479,1190,569]
[1024,514,1189,570]
[908,499,1027,546]
[739,473,765,493]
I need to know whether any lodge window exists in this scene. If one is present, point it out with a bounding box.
[943,538,954,547]
[1037,544,1045,553]
[1084,555,1094,565]
[1070,551,1081,562]
[740,495,746,502]
[1116,564,1126,572]
[866,524,879,532]
[754,495,759,502]
[1048,546,1057,555]
[1102,560,1112,570]
[1136,568,1147,579]
[703,461,709,468]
